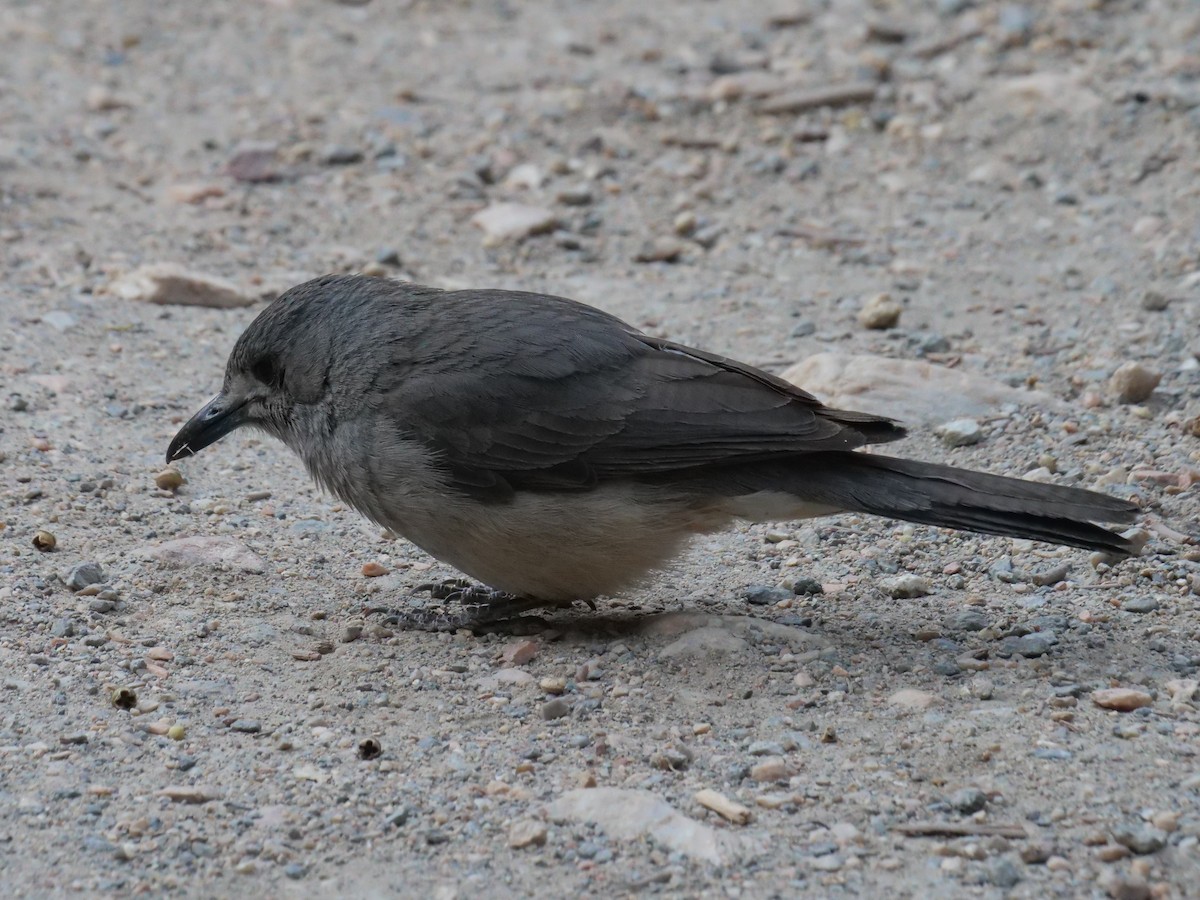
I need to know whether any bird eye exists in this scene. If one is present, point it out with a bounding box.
[249,354,282,386]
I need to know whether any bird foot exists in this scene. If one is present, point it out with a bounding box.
[368,580,595,633]
[411,578,512,605]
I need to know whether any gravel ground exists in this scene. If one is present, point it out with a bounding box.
[2,1,1200,897]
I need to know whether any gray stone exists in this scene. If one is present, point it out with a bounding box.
[471,203,558,246]
[1003,632,1057,658]
[547,787,763,865]
[949,787,988,814]
[946,610,989,632]
[791,320,816,338]
[936,418,983,447]
[790,576,824,596]
[1121,597,1160,614]
[540,698,571,720]
[1031,563,1070,586]
[556,185,593,206]
[1112,823,1167,855]
[747,740,785,756]
[319,144,363,165]
[987,856,1023,888]
[744,586,791,606]
[1141,290,1170,312]
[42,310,77,332]
[65,562,105,591]
[1109,362,1160,404]
[885,574,931,599]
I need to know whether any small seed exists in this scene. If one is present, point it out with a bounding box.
[32,530,57,552]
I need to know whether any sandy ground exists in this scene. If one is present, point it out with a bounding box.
[2,0,1200,897]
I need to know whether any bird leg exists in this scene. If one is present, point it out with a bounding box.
[367,579,595,633]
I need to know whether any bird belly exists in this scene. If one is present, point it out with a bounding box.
[386,485,712,602]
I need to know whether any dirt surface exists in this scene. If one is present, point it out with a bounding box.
[3,0,1200,897]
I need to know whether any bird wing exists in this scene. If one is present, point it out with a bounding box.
[387,289,903,499]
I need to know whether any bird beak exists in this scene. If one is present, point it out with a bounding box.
[166,392,248,463]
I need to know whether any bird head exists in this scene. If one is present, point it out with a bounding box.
[166,275,382,463]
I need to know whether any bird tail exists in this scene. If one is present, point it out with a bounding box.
[706,452,1140,556]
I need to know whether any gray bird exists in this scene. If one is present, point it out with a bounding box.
[167,275,1137,629]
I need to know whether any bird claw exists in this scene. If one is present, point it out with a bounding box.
[411,578,515,605]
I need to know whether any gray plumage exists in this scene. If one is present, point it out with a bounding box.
[167,275,1137,606]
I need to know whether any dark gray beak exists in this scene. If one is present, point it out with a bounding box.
[166,393,247,463]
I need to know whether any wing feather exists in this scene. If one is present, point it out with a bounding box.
[382,288,903,499]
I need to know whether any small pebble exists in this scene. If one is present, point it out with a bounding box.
[695,787,752,825]
[1020,842,1053,864]
[987,856,1023,888]
[1103,875,1151,900]
[1092,688,1153,712]
[744,585,791,606]
[888,689,939,709]
[949,787,988,814]
[747,740,785,756]
[1150,811,1178,832]
[1004,632,1057,658]
[1140,290,1169,311]
[1108,362,1161,404]
[885,574,931,599]
[1121,597,1159,614]
[158,785,219,804]
[556,186,593,206]
[673,210,697,236]
[502,640,539,666]
[385,807,411,828]
[540,698,571,720]
[936,419,983,447]
[1112,823,1167,855]
[749,757,792,782]
[361,562,387,577]
[508,819,548,849]
[946,610,989,632]
[970,676,995,700]
[1031,563,1070,587]
[471,203,559,246]
[1096,844,1132,862]
[857,292,902,329]
[155,469,184,491]
[634,238,684,263]
[320,144,364,165]
[790,576,824,595]
[66,562,105,591]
